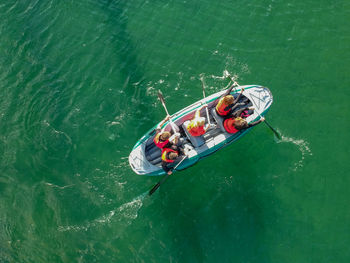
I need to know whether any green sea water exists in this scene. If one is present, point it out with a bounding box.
[1,0,350,262]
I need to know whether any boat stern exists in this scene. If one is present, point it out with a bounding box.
[128,143,162,176]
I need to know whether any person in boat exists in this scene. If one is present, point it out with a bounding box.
[223,106,265,134]
[161,145,185,175]
[186,104,213,137]
[154,115,181,148]
[153,115,172,148]
[216,84,246,117]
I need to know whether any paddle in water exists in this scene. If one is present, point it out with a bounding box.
[157,90,170,116]
[149,155,188,196]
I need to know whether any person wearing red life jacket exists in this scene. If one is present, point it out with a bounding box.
[153,115,173,148]
[216,85,245,117]
[223,107,265,134]
[161,145,184,175]
[186,104,212,137]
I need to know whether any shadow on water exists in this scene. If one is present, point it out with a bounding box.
[0,0,155,241]
[100,0,142,80]
[98,0,150,117]
[1,0,155,173]
[156,177,273,263]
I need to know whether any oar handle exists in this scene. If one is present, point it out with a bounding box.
[205,107,211,125]
[173,154,188,170]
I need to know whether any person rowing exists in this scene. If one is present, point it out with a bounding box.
[223,106,265,134]
[216,84,245,117]
[186,104,214,137]
[161,145,186,175]
[153,115,181,148]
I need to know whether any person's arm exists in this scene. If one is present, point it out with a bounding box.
[232,88,245,104]
[222,88,245,113]
[229,102,246,113]
[215,83,237,103]
[223,83,236,96]
[170,145,184,155]
[248,117,265,127]
[161,161,172,174]
[194,108,201,119]
[194,104,208,119]
[232,107,249,118]
[156,115,171,132]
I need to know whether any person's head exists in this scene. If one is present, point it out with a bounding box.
[160,131,171,141]
[169,152,178,160]
[192,117,205,127]
[224,95,234,105]
[233,117,248,130]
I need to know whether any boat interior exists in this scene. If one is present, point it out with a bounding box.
[144,94,253,167]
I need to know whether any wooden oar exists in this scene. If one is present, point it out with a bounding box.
[149,155,188,196]
[200,76,212,126]
[157,90,170,116]
[262,117,282,140]
[157,90,178,133]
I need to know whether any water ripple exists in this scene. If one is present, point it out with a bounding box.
[58,192,147,232]
[278,133,313,171]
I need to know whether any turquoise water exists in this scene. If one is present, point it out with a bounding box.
[1,0,349,262]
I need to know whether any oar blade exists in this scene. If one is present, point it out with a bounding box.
[157,89,171,116]
[264,120,282,140]
[157,90,164,102]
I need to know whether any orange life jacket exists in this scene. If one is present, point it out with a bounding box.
[153,133,170,148]
[216,97,232,116]
[161,148,178,163]
[223,117,239,134]
[187,121,205,136]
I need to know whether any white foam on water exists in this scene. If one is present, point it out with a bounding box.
[210,69,234,80]
[278,133,313,171]
[197,70,241,95]
[44,182,74,189]
[58,192,147,232]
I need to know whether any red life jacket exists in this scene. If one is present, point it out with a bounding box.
[216,97,232,116]
[161,148,178,163]
[187,120,206,137]
[153,133,170,148]
[188,125,205,136]
[223,117,239,134]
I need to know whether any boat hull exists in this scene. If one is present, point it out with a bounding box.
[129,85,273,176]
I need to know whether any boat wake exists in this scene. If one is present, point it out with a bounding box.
[58,192,147,232]
[277,132,312,171]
